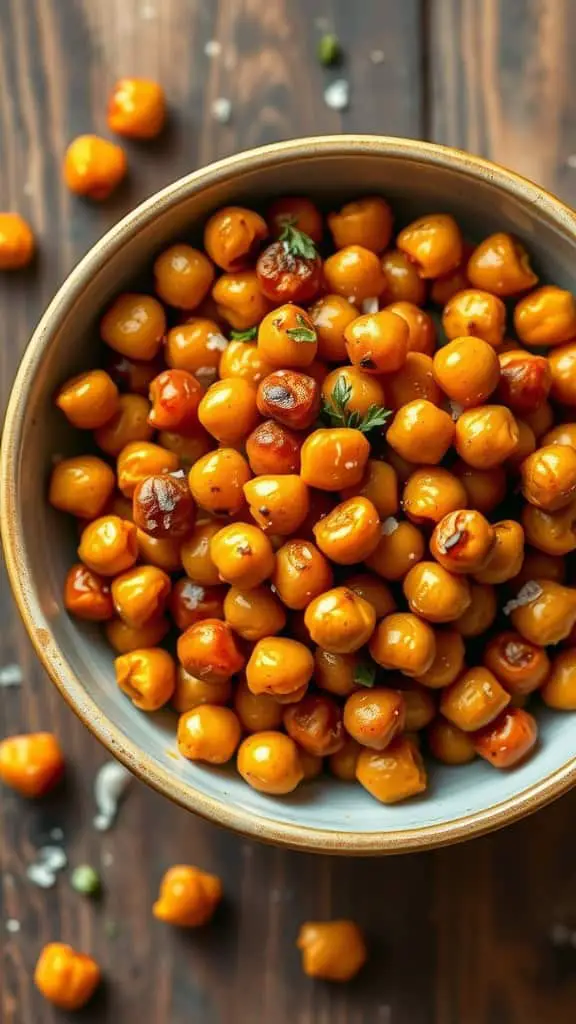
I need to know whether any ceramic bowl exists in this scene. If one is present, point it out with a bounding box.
[2,136,576,854]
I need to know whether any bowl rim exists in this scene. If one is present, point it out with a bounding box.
[3,133,576,854]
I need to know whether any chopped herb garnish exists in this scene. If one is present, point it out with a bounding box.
[230,326,258,342]
[279,220,318,261]
[286,313,317,344]
[70,864,101,897]
[318,33,342,67]
[354,661,376,688]
[322,376,391,434]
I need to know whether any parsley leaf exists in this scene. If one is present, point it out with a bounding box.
[230,326,258,342]
[321,378,391,434]
[354,661,376,688]
[279,220,318,261]
[286,313,317,344]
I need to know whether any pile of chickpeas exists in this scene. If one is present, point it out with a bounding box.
[48,195,576,805]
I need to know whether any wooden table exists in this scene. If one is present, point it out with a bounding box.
[2,2,576,1021]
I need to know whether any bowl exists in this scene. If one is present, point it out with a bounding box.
[2,135,576,854]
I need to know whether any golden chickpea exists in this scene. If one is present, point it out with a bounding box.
[166,318,225,375]
[0,733,65,798]
[154,244,215,310]
[473,520,525,584]
[514,285,576,347]
[387,400,454,464]
[369,612,436,677]
[300,428,370,491]
[453,460,507,514]
[322,365,387,420]
[328,196,393,253]
[63,134,126,199]
[356,736,427,803]
[297,919,367,981]
[180,521,221,585]
[152,864,222,928]
[541,649,576,710]
[483,631,550,696]
[549,343,576,407]
[177,618,245,683]
[204,205,268,272]
[340,460,398,522]
[329,736,362,780]
[313,496,380,565]
[256,303,318,369]
[385,301,436,355]
[512,548,565,588]
[219,338,271,388]
[430,509,496,574]
[542,423,576,449]
[0,212,35,269]
[496,350,551,416]
[78,515,138,575]
[507,420,537,470]
[455,405,519,469]
[397,214,463,278]
[105,350,165,396]
[304,587,376,655]
[111,565,171,628]
[172,667,232,713]
[403,561,471,623]
[403,469,467,528]
[510,579,576,646]
[343,688,405,750]
[100,293,166,361]
[467,233,538,296]
[243,475,308,536]
[521,499,576,556]
[414,629,465,688]
[440,667,510,731]
[212,270,272,330]
[272,539,333,610]
[344,572,396,620]
[177,705,241,764]
[197,378,258,445]
[115,647,176,710]
[309,294,359,363]
[49,455,115,520]
[105,615,169,654]
[323,244,385,303]
[344,309,409,374]
[94,393,153,457]
[365,519,425,581]
[55,369,119,430]
[267,196,323,242]
[523,400,554,440]
[210,523,274,589]
[381,249,427,305]
[442,289,506,347]
[117,441,179,498]
[314,648,360,698]
[188,448,251,516]
[386,352,441,409]
[284,694,344,756]
[34,942,100,1012]
[233,677,283,732]
[64,563,114,622]
[107,77,166,138]
[453,582,497,638]
[520,444,576,512]
[427,717,476,765]
[246,637,314,697]
[256,369,319,430]
[433,337,500,408]
[402,685,437,731]
[148,368,202,434]
[224,584,286,640]
[431,260,472,305]
[237,731,303,794]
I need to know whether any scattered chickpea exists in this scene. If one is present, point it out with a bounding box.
[0,212,35,269]
[34,943,100,1011]
[0,733,64,797]
[63,134,127,200]
[297,920,367,981]
[108,78,167,138]
[153,865,222,927]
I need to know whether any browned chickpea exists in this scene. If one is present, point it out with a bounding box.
[473,707,538,768]
[329,736,362,780]
[314,648,359,698]
[340,459,398,520]
[343,688,405,751]
[440,667,510,731]
[237,731,303,794]
[323,245,385,303]
[402,468,468,526]
[180,521,221,585]
[203,206,267,272]
[386,353,441,409]
[442,288,506,347]
[510,579,576,646]
[455,405,519,469]
[284,694,344,756]
[496,350,551,415]
[198,378,259,445]
[381,249,427,305]
[224,585,286,641]
[243,475,308,535]
[344,573,396,620]
[132,473,195,539]
[49,456,115,520]
[387,400,454,464]
[433,337,500,408]
[430,509,496,574]
[384,301,436,355]
[177,704,242,764]
[309,294,359,363]
[322,365,387,419]
[105,615,169,654]
[94,393,153,457]
[245,419,302,476]
[454,581,497,638]
[523,400,554,441]
[313,497,381,565]
[512,548,565,588]
[256,303,318,369]
[414,629,465,688]
[169,580,225,631]
[365,519,425,581]
[327,196,393,253]
[483,631,550,695]
[521,499,576,556]
[369,612,436,677]
[177,618,245,683]
[115,647,176,711]
[344,309,409,374]
[304,587,376,654]
[188,448,250,516]
[402,685,437,731]
[514,285,576,347]
[232,677,282,732]
[467,233,538,296]
[101,293,166,361]
[356,736,427,803]
[256,370,319,430]
[210,523,274,589]
[64,563,114,622]
[257,228,322,305]
[111,565,171,628]
[548,343,576,407]
[453,460,507,514]
[427,717,476,765]
[117,442,180,498]
[397,214,463,278]
[212,270,272,331]
[541,649,576,710]
[55,370,119,430]
[272,539,333,610]
[267,196,323,242]
[300,428,370,491]
[78,515,138,576]
[154,244,215,310]
[219,338,274,387]
[148,369,202,434]
[520,444,576,512]
[403,562,471,623]
[473,520,525,584]
[172,667,232,713]
[246,637,314,698]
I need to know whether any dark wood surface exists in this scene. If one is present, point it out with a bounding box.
[1,1,576,1021]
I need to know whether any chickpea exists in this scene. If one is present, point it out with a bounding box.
[473,708,538,769]
[63,134,126,199]
[440,667,510,731]
[243,475,308,536]
[387,400,454,464]
[224,584,286,640]
[197,378,259,445]
[542,424,576,450]
[137,529,181,572]
[386,352,441,409]
[514,284,576,348]
[177,619,245,683]
[246,636,314,697]
[324,244,386,303]
[312,496,380,565]
[381,249,427,305]
[169,580,225,631]
[267,196,323,242]
[344,309,409,374]
[548,343,576,407]
[0,212,35,269]
[344,572,396,620]
[257,233,322,305]
[0,733,64,798]
[472,520,524,584]
[339,462,398,524]
[523,400,554,441]
[165,318,225,375]
[414,629,465,688]
[483,631,550,695]
[401,685,436,731]
[343,688,405,750]
[231,677,281,732]
[541,649,576,710]
[107,77,166,138]
[430,247,471,304]
[385,301,436,355]
[204,205,267,272]
[314,648,360,697]
[237,731,303,794]
[105,615,169,654]
[507,420,537,471]
[453,460,507,514]
[101,293,166,362]
[453,581,497,638]
[210,523,274,589]
[298,489,338,540]
[188,448,251,516]
[154,244,215,309]
[245,419,301,476]
[467,233,538,296]
[300,428,370,491]
[153,865,222,928]
[430,509,496,574]
[55,369,119,430]
[34,943,100,1011]
[132,472,195,540]
[297,920,367,982]
[512,548,565,589]
[403,562,471,623]
[172,667,231,712]
[365,519,425,580]
[117,441,179,498]
[49,455,115,520]
[433,337,500,408]
[177,704,241,764]
[105,351,165,397]
[427,717,476,765]
[309,294,359,363]
[78,515,138,575]
[212,270,272,330]
[522,499,576,556]
[284,694,344,756]
[496,350,551,415]
[356,736,427,803]
[272,539,333,610]
[115,647,175,711]
[402,468,468,527]
[322,365,387,420]
[443,290,506,347]
[256,369,319,430]
[64,563,113,622]
[148,369,202,433]
[397,214,462,278]
[304,587,376,654]
[521,443,576,512]
[369,612,436,677]
[329,737,362,780]
[111,564,170,629]
[219,339,273,387]
[510,579,576,646]
[94,393,153,457]
[257,304,318,369]
[327,196,392,253]
[455,405,519,469]
[180,521,221,585]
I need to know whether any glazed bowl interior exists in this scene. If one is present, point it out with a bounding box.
[3,136,576,854]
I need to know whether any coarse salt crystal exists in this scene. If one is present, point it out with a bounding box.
[211,97,232,124]
[49,827,64,842]
[26,846,68,889]
[370,49,385,64]
[566,154,576,169]
[5,919,21,933]
[382,517,399,536]
[503,581,542,616]
[0,664,22,688]
[448,400,464,421]
[362,297,379,314]
[324,79,350,112]
[93,762,132,832]
[183,584,205,610]
[204,40,222,58]
[206,333,228,352]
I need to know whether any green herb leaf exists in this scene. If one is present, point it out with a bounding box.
[321,378,391,433]
[70,864,101,897]
[279,222,318,261]
[230,326,258,342]
[354,661,376,688]
[286,313,317,344]
[318,33,342,67]
[356,404,392,434]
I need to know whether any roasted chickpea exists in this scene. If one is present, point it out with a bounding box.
[514,284,576,348]
[453,460,507,514]
[427,717,476,764]
[483,631,550,695]
[520,444,576,512]
[243,475,309,535]
[344,572,396,620]
[343,688,405,750]
[344,309,409,373]
[402,685,437,731]
[34,943,100,1011]
[49,455,115,520]
[64,563,114,621]
[204,206,267,272]
[467,233,538,296]
[496,350,551,415]
[219,340,273,388]
[111,565,171,628]
[100,293,166,362]
[197,377,259,445]
[177,704,241,764]
[180,521,221,585]
[284,694,344,756]
[381,249,426,305]
[237,731,303,794]
[210,523,274,589]
[212,270,272,330]
[245,419,302,476]
[455,405,519,469]
[298,918,367,982]
[136,530,181,572]
[397,214,462,278]
[440,667,510,731]
[232,677,282,732]
[369,612,436,677]
[267,196,323,242]
[523,400,554,441]
[300,428,370,491]
[55,369,119,430]
[0,733,64,798]
[453,581,497,637]
[541,649,576,710]
[403,562,471,623]
[402,468,468,526]
[257,230,322,304]
[430,246,472,304]
[365,519,425,580]
[105,351,165,397]
[153,865,222,928]
[117,441,179,498]
[132,472,195,540]
[442,289,506,347]
[169,580,225,631]
[188,447,250,516]
[313,496,380,565]
[414,629,465,688]
[165,318,225,376]
[224,584,286,640]
[430,509,496,574]
[507,420,537,470]
[172,667,231,712]
[386,352,441,409]
[356,736,427,803]
[309,294,359,363]
[246,637,314,697]
[257,303,318,369]
[329,736,362,780]
[542,424,576,450]
[154,244,215,310]
[522,499,576,556]
[177,619,245,683]
[385,301,436,355]
[94,393,153,457]
[339,460,398,523]
[63,134,126,199]
[473,520,525,584]
[304,587,376,655]
[272,539,333,610]
[105,615,169,654]
[322,365,387,420]
[473,708,538,768]
[510,579,576,646]
[256,369,319,430]
[0,212,35,269]
[512,548,566,588]
[326,195,392,252]
[323,245,385,302]
[314,648,360,697]
[548,343,576,407]
[387,400,454,464]
[433,337,500,408]
[115,647,176,710]
[148,369,202,433]
[78,515,138,575]
[107,76,166,138]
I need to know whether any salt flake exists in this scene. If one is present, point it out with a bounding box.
[6,919,21,933]
[370,49,385,65]
[0,664,22,688]
[206,333,228,352]
[362,297,379,314]
[324,79,350,112]
[503,580,543,617]
[448,400,464,422]
[93,761,131,832]
[382,517,399,536]
[27,846,67,889]
[204,40,222,58]
[211,97,232,124]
